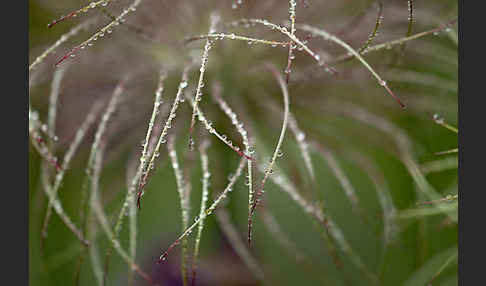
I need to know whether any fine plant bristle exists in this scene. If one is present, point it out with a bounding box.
[232,18,339,75]
[47,0,114,29]
[189,12,221,150]
[137,65,190,208]
[40,99,104,244]
[191,140,210,286]
[54,0,144,67]
[285,0,298,83]
[184,33,289,47]
[296,23,406,108]
[432,113,458,133]
[30,19,95,72]
[210,82,255,240]
[167,135,191,286]
[89,146,157,286]
[333,18,458,63]
[185,93,253,160]
[76,78,127,285]
[248,63,289,247]
[158,157,247,263]
[357,2,384,54]
[399,0,415,54]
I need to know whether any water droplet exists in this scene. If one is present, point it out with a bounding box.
[232,3,237,9]
[296,132,305,141]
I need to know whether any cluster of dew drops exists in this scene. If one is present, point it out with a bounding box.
[231,0,244,10]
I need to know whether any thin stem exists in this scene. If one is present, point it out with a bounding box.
[167,135,190,286]
[55,0,144,66]
[186,93,253,161]
[191,140,211,286]
[76,79,126,285]
[333,18,458,63]
[158,158,247,263]
[189,13,220,149]
[210,82,254,220]
[237,18,338,75]
[399,0,415,54]
[184,33,288,47]
[89,150,158,286]
[29,19,95,71]
[137,66,190,208]
[285,0,298,83]
[357,2,384,54]
[41,100,104,244]
[47,0,115,29]
[248,64,290,247]
[296,23,405,108]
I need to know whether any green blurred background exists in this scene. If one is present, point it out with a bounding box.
[29,0,458,285]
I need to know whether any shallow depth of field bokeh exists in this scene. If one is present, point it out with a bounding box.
[29,0,458,285]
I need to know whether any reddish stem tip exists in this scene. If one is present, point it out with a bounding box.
[136,194,142,210]
[55,163,63,172]
[237,150,254,161]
